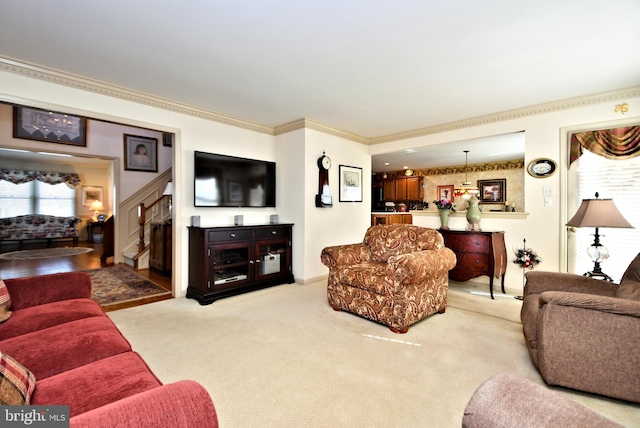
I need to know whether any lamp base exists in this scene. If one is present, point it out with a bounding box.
[583,270,614,282]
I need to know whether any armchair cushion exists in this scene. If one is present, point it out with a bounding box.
[364,224,444,262]
[617,279,640,301]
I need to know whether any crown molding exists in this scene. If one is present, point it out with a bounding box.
[369,86,640,145]
[379,159,525,179]
[2,56,638,145]
[274,118,369,144]
[0,56,274,136]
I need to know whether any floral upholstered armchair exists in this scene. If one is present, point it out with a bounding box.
[321,224,456,333]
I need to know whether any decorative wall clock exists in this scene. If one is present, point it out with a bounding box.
[315,151,333,207]
[527,158,557,178]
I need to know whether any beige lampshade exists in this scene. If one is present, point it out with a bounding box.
[89,200,105,212]
[566,197,633,228]
[162,181,173,196]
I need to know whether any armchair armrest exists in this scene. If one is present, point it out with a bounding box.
[390,248,457,284]
[70,380,218,428]
[524,271,618,297]
[4,272,92,311]
[540,291,640,318]
[321,243,372,270]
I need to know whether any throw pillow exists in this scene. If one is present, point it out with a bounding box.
[617,279,640,302]
[0,279,11,323]
[0,351,36,405]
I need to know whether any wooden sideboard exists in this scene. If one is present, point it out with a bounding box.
[439,230,507,299]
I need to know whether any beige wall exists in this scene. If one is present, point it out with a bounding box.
[1,66,639,295]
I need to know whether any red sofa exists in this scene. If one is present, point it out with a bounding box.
[0,271,218,427]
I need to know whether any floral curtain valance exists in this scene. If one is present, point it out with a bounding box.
[569,125,640,167]
[0,169,81,189]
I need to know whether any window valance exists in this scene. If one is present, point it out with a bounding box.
[569,125,640,167]
[0,169,81,189]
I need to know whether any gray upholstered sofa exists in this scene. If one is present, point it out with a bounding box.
[520,253,640,403]
[0,214,81,246]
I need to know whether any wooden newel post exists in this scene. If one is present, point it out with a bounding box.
[138,203,146,253]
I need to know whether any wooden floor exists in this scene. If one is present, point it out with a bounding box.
[0,240,172,310]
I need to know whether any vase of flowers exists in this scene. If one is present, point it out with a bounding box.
[433,199,455,230]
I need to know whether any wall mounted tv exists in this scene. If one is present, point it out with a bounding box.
[194,151,276,207]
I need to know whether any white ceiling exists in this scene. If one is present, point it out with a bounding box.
[1,1,638,169]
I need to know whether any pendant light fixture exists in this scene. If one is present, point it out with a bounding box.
[454,150,479,199]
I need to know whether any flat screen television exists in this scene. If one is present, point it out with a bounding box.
[194,151,276,207]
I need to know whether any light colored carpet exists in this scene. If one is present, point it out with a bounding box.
[108,281,640,427]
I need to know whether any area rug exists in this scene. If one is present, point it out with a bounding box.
[85,265,171,309]
[0,247,94,260]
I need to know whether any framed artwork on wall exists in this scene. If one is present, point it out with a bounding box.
[478,179,506,204]
[13,105,87,147]
[437,185,455,201]
[339,165,363,202]
[81,186,103,207]
[124,134,158,172]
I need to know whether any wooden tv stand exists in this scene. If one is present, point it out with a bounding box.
[187,224,294,305]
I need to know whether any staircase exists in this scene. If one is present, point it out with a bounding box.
[119,170,172,269]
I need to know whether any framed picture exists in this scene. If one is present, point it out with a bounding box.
[13,105,86,146]
[124,134,158,172]
[82,186,103,207]
[228,181,243,202]
[339,165,363,202]
[162,132,174,147]
[478,179,506,204]
[437,185,455,201]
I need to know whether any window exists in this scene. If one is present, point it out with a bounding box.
[572,150,640,281]
[0,180,76,218]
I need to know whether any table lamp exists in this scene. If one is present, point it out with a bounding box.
[163,181,173,220]
[90,200,105,222]
[566,192,633,281]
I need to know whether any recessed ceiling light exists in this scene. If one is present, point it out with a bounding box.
[405,149,417,153]
[384,162,390,166]
[403,166,409,169]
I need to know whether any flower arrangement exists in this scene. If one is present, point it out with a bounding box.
[513,247,541,269]
[433,199,456,212]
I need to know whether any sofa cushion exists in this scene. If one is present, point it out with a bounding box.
[0,279,11,323]
[617,279,640,301]
[32,352,162,417]
[0,316,131,380]
[0,298,104,341]
[0,351,36,405]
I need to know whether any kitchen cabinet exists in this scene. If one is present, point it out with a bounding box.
[371,213,412,226]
